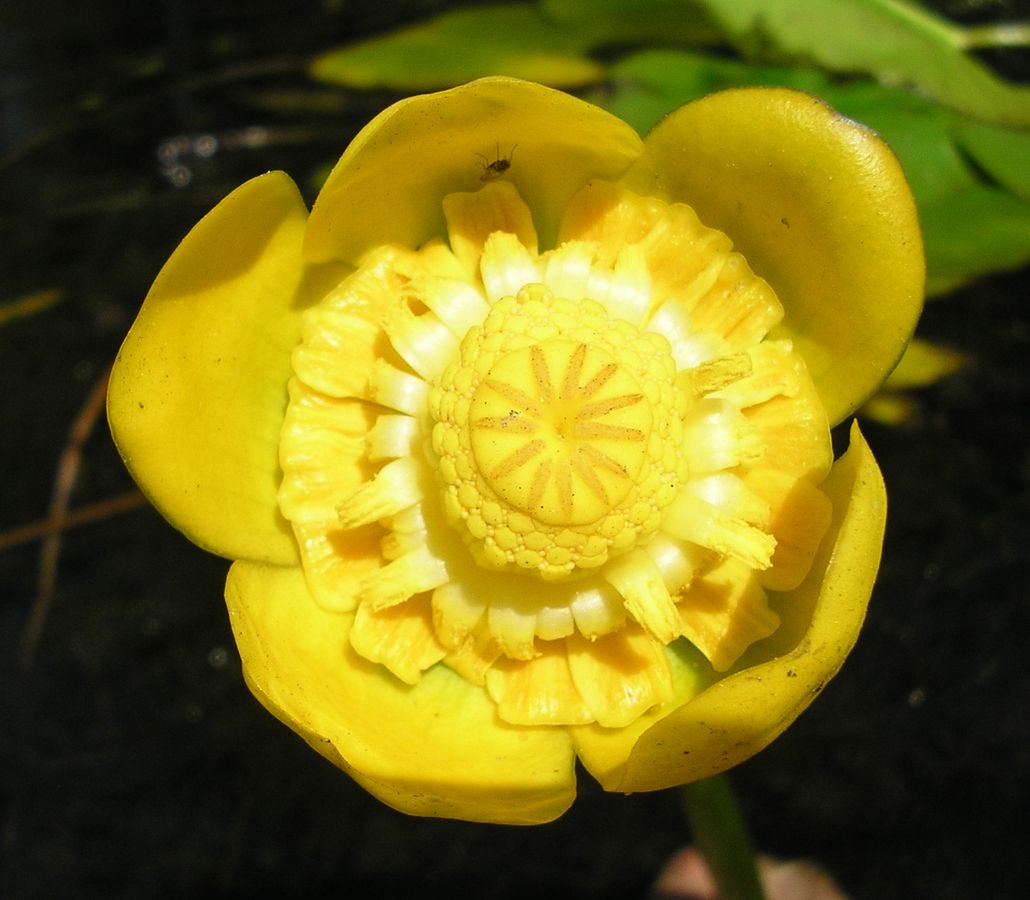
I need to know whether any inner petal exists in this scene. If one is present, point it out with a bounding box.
[486,642,595,726]
[278,178,835,730]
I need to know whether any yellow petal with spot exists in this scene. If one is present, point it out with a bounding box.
[625,88,924,424]
[292,521,381,612]
[677,558,779,672]
[604,548,682,644]
[572,421,884,792]
[349,595,446,685]
[226,560,576,824]
[108,172,348,564]
[305,77,642,264]
[566,626,674,728]
[717,341,832,482]
[486,642,594,725]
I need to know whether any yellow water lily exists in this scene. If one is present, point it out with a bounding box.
[108,77,923,825]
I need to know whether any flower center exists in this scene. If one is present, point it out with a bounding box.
[470,340,648,526]
[429,284,684,582]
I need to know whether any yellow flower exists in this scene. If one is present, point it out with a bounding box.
[108,78,923,824]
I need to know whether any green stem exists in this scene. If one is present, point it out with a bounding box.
[680,774,767,900]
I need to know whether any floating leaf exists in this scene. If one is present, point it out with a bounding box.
[310,5,602,91]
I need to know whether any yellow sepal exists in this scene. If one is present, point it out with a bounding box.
[225,560,577,824]
[108,172,348,564]
[305,77,643,264]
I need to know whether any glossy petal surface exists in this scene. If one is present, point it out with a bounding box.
[305,76,643,264]
[109,173,348,564]
[226,560,577,824]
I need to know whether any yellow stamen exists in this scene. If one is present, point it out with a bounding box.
[431,580,485,649]
[382,240,491,337]
[480,232,540,301]
[418,276,490,337]
[367,359,429,415]
[568,584,626,639]
[644,534,708,596]
[678,354,754,398]
[382,302,458,381]
[366,413,420,461]
[488,602,539,660]
[681,398,761,474]
[536,603,576,641]
[663,476,776,571]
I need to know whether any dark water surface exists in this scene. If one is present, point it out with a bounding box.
[3,2,1029,898]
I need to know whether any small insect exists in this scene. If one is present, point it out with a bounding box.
[476,144,517,182]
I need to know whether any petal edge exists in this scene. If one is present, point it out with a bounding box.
[108,172,339,565]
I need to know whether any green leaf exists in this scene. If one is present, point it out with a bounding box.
[309,5,603,91]
[953,119,1030,201]
[920,185,1030,294]
[540,0,721,47]
[695,0,1030,126]
[599,50,823,134]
